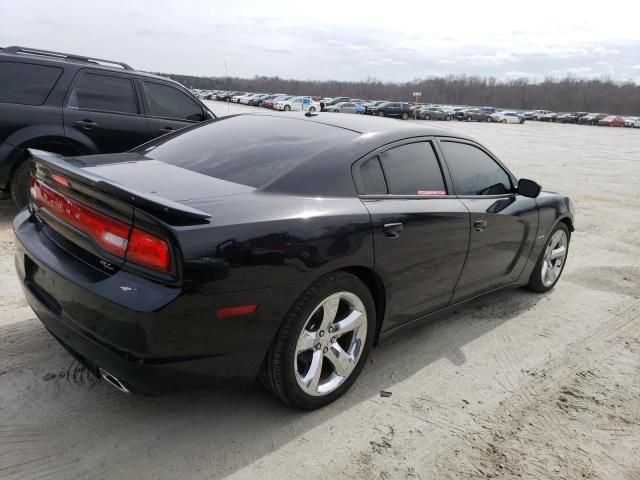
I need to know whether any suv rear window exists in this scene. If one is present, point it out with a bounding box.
[0,61,63,106]
[68,73,138,114]
[137,115,356,188]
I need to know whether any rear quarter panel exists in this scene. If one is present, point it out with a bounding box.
[176,192,375,295]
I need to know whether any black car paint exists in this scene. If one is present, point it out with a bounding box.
[0,48,213,192]
[14,113,574,394]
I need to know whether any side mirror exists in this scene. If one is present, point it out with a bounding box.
[517,178,541,198]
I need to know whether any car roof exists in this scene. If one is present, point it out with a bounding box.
[0,46,184,86]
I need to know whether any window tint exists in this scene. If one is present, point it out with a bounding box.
[143,82,203,121]
[0,61,63,106]
[359,157,387,194]
[440,141,512,195]
[69,73,138,114]
[137,115,356,188]
[380,142,446,195]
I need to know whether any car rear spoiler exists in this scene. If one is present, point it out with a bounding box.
[28,149,212,222]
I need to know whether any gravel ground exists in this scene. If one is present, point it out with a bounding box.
[1,103,639,480]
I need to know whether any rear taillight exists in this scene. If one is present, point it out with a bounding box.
[30,176,172,274]
[126,228,171,273]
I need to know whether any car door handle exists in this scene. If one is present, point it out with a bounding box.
[383,222,404,238]
[158,127,174,134]
[74,119,98,130]
[474,220,488,232]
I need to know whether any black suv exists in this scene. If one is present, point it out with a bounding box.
[0,46,215,206]
[369,102,412,119]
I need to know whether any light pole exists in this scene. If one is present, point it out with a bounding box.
[413,91,422,120]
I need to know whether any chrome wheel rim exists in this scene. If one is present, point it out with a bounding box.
[541,230,568,287]
[294,292,367,397]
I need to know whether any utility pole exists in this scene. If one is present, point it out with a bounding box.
[413,91,422,119]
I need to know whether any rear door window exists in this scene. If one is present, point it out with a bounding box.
[68,73,139,114]
[379,142,447,195]
[143,81,203,121]
[0,61,63,105]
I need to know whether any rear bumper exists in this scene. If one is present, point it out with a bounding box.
[13,209,306,394]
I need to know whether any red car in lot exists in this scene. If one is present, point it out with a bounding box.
[598,115,625,127]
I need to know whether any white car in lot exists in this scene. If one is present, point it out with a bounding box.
[624,116,639,127]
[239,93,261,105]
[231,93,250,103]
[275,96,320,112]
[490,111,525,124]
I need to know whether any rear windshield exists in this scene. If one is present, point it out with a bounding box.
[0,61,63,105]
[137,115,356,188]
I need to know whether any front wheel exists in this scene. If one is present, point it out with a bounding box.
[486,116,492,122]
[424,114,430,120]
[401,112,409,120]
[378,111,385,117]
[466,116,472,122]
[284,105,291,111]
[445,115,452,121]
[526,223,570,293]
[261,272,375,410]
[309,106,316,113]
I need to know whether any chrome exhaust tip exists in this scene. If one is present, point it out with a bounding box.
[98,368,130,393]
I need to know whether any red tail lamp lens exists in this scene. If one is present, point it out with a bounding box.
[126,228,171,273]
[30,176,172,273]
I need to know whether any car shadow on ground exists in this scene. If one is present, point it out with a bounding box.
[2,258,547,479]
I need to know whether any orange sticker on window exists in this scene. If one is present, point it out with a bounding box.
[417,190,446,196]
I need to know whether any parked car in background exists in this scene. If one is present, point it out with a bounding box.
[275,96,320,112]
[368,102,412,119]
[0,45,214,206]
[362,101,388,114]
[266,95,291,109]
[238,93,261,105]
[539,112,558,122]
[490,111,525,124]
[556,112,588,123]
[321,97,351,111]
[523,110,552,120]
[598,115,625,127]
[464,108,491,122]
[623,117,638,127]
[418,107,453,120]
[246,93,267,106]
[17,112,573,409]
[579,113,608,125]
[633,118,640,128]
[326,102,362,114]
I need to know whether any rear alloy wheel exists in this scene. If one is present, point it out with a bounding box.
[486,116,492,122]
[284,105,291,111]
[261,272,375,409]
[401,112,409,120]
[378,111,385,117]
[502,119,508,123]
[466,116,472,122]
[424,114,431,120]
[446,115,452,121]
[527,223,570,292]
[309,106,316,113]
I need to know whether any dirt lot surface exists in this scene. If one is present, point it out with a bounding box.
[1,103,639,479]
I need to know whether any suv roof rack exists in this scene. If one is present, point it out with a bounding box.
[4,46,134,71]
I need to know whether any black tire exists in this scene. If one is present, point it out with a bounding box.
[284,105,291,111]
[466,116,472,122]
[486,116,492,122]
[10,158,34,208]
[309,106,316,113]
[260,271,376,410]
[446,115,452,121]
[378,111,385,117]
[526,223,571,293]
[401,112,409,120]
[424,114,430,120]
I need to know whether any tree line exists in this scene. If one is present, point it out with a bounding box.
[154,72,640,115]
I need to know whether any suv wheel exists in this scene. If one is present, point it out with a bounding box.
[401,112,409,120]
[10,159,34,208]
[260,271,375,409]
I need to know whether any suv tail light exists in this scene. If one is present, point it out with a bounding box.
[30,176,172,273]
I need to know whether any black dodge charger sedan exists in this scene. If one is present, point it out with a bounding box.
[14,113,574,409]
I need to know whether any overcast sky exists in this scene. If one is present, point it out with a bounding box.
[2,0,639,83]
